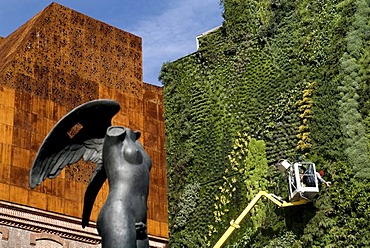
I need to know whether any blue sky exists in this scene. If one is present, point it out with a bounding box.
[0,0,224,86]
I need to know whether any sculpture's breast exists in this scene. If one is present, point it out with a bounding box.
[122,130,144,165]
[103,126,151,189]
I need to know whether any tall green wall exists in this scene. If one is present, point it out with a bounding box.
[160,0,370,247]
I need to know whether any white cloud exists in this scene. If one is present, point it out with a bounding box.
[0,0,223,86]
[129,0,223,85]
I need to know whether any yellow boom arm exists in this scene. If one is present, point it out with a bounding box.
[213,191,308,248]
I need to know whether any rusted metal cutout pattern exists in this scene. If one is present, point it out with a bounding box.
[0,2,168,239]
[1,2,143,108]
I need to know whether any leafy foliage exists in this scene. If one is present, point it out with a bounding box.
[211,134,268,247]
[337,0,370,178]
[296,82,317,155]
[160,0,370,246]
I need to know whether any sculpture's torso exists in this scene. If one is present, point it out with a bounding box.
[98,127,151,248]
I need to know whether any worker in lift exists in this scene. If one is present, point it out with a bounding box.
[300,165,331,187]
[316,170,331,187]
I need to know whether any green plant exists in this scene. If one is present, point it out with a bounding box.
[161,0,370,246]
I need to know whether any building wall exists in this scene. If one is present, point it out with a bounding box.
[0,200,167,247]
[0,2,167,241]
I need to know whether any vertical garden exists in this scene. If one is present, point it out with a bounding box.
[160,0,370,247]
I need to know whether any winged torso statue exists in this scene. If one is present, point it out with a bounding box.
[29,99,152,248]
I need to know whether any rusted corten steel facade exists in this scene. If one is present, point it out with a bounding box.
[0,2,168,247]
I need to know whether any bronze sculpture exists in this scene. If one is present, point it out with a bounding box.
[29,99,151,248]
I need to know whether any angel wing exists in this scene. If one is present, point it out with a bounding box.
[29,99,120,226]
[30,137,105,187]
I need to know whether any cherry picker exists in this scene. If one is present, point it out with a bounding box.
[213,159,325,248]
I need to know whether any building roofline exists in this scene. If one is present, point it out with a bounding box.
[196,25,222,50]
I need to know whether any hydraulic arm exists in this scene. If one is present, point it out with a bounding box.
[213,191,308,248]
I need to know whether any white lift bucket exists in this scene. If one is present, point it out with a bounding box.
[287,161,319,201]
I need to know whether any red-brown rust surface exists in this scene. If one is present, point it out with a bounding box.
[0,3,168,238]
